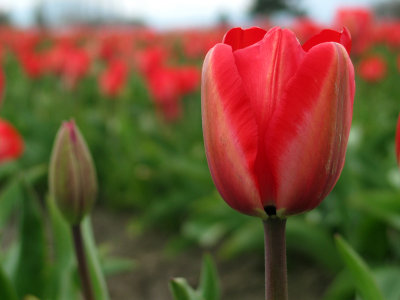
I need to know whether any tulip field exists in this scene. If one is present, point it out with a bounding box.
[0,6,400,300]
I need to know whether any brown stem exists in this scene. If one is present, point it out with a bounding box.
[263,218,288,300]
[72,224,95,300]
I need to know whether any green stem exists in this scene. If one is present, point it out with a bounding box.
[82,217,110,300]
[263,218,288,300]
[72,224,95,300]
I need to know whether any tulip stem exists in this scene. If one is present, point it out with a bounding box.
[263,217,288,300]
[72,224,95,300]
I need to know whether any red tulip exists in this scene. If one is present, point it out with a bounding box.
[61,48,91,89]
[374,21,400,49]
[146,67,182,121]
[335,7,373,55]
[19,51,44,79]
[202,27,355,217]
[291,18,322,43]
[42,43,70,75]
[0,119,24,163]
[99,36,118,61]
[358,55,387,82]
[182,29,225,59]
[135,47,168,76]
[176,66,200,94]
[99,59,128,97]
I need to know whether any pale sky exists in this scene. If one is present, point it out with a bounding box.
[0,0,383,29]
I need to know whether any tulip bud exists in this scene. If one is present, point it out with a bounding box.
[49,120,97,225]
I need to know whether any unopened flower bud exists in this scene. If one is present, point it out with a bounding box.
[49,120,97,225]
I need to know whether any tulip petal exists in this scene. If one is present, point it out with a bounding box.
[202,43,263,216]
[302,27,352,55]
[233,27,306,203]
[265,42,355,215]
[223,27,267,51]
[233,28,305,130]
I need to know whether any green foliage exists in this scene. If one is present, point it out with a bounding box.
[335,235,385,300]
[170,254,220,300]
[47,194,80,300]
[0,266,17,300]
[1,53,211,232]
[47,194,112,300]
[199,255,220,300]
[82,217,111,300]
[0,171,124,299]
[13,183,47,299]
[375,267,400,300]
[170,278,201,300]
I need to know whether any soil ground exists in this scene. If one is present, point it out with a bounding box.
[92,208,331,300]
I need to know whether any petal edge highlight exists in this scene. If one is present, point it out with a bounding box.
[201,44,263,216]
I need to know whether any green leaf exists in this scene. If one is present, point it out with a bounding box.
[0,265,17,300]
[2,242,20,280]
[46,195,80,300]
[199,254,220,300]
[170,255,220,300]
[335,235,385,300]
[169,278,200,300]
[0,180,21,230]
[13,183,47,299]
[22,164,47,184]
[375,266,400,300]
[0,162,19,181]
[82,217,110,300]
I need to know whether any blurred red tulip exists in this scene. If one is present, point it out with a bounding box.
[202,27,355,217]
[291,18,322,43]
[62,48,91,89]
[99,59,128,97]
[99,37,118,61]
[147,67,182,121]
[182,30,225,59]
[176,66,200,94]
[135,47,168,76]
[358,55,387,82]
[335,7,373,55]
[19,51,44,79]
[42,43,70,75]
[0,119,24,163]
[375,21,400,49]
